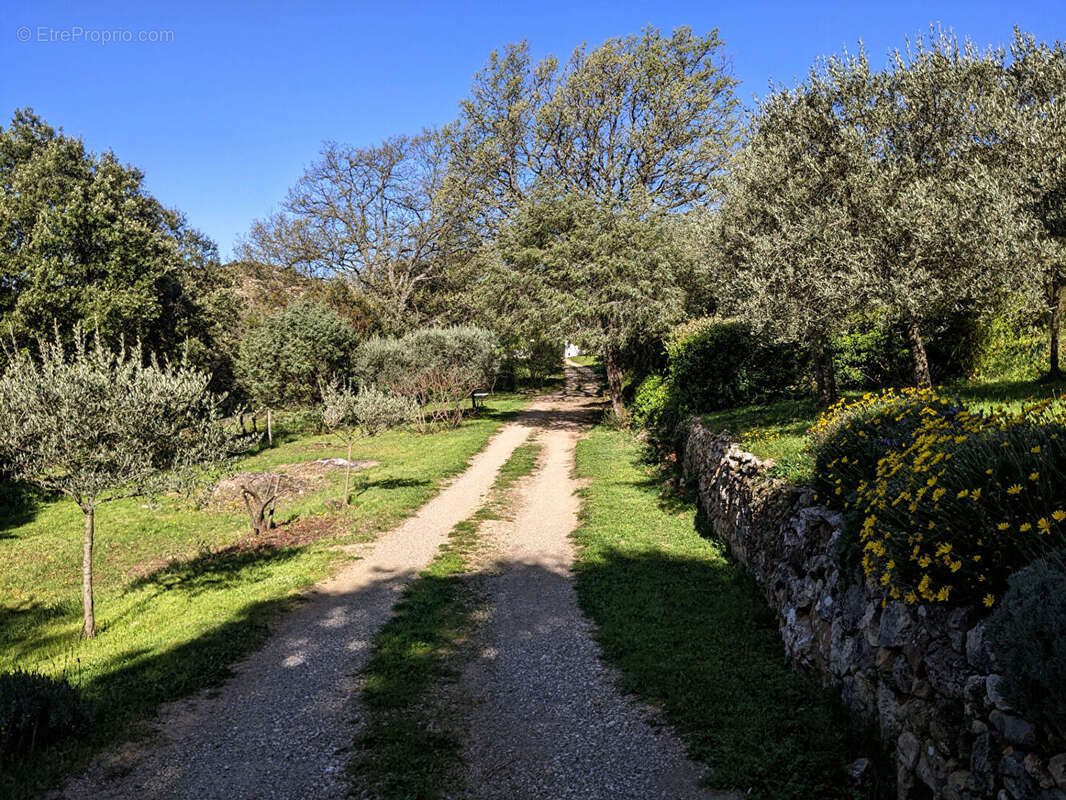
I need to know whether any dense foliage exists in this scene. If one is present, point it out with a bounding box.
[356,325,500,429]
[0,109,232,369]
[0,670,85,761]
[666,318,803,412]
[986,556,1066,736]
[236,298,359,409]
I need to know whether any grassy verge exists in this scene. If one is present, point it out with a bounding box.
[702,375,1066,485]
[349,440,541,800]
[0,395,526,799]
[568,354,600,368]
[573,426,864,799]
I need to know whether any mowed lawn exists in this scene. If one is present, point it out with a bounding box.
[0,397,525,798]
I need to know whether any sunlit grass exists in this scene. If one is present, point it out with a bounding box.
[701,375,1066,485]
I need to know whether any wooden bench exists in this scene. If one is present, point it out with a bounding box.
[471,389,490,410]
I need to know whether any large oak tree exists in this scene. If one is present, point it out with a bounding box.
[448,26,740,412]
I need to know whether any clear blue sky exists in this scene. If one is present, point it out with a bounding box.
[3,0,1064,259]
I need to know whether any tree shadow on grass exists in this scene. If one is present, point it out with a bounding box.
[0,600,82,665]
[0,590,295,800]
[954,375,1066,405]
[124,545,307,598]
[473,406,522,425]
[354,476,431,492]
[622,475,695,515]
[572,543,873,800]
[0,480,55,535]
[1,549,415,799]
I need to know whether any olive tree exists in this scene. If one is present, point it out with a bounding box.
[0,330,244,638]
[709,77,867,403]
[827,33,1039,387]
[497,188,685,416]
[1006,31,1066,377]
[321,383,417,504]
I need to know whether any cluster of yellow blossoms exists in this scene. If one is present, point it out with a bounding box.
[813,390,1066,608]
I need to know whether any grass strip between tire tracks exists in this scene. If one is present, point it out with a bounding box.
[349,440,542,800]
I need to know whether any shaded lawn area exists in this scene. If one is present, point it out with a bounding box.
[573,427,866,799]
[702,375,1066,485]
[0,394,526,799]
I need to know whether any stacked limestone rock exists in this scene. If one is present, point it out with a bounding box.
[683,420,1066,800]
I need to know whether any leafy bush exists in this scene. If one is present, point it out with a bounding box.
[355,326,500,430]
[236,298,359,409]
[986,556,1066,736]
[666,318,803,413]
[632,374,673,430]
[0,670,86,760]
[322,383,417,439]
[832,312,912,390]
[810,387,966,511]
[819,392,1066,606]
[353,336,414,395]
[970,300,1046,382]
[832,309,987,390]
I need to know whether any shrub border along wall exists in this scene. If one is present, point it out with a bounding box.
[682,419,1066,800]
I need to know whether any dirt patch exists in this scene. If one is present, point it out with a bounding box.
[206,472,311,512]
[229,515,340,551]
[277,459,379,482]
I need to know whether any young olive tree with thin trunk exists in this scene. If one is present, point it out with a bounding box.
[0,330,245,638]
[321,383,416,505]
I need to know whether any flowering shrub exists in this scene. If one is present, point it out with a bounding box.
[810,387,965,511]
[814,390,1066,607]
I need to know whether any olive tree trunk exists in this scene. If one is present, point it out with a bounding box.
[904,314,932,389]
[603,347,625,419]
[1050,279,1063,379]
[811,335,838,405]
[82,505,95,639]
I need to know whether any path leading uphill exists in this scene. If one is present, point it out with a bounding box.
[61,407,541,800]
[460,361,730,800]
[62,361,725,800]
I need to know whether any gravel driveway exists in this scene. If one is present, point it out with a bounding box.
[461,366,733,800]
[60,415,537,800]
[60,364,729,800]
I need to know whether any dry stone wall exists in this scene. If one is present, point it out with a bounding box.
[682,419,1066,800]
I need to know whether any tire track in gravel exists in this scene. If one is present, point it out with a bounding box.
[461,368,734,800]
[59,408,543,800]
